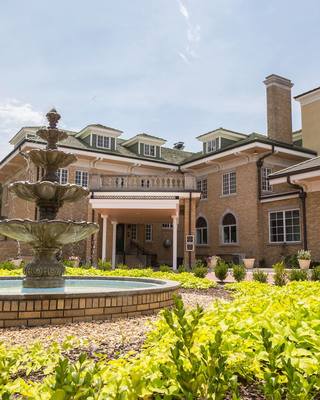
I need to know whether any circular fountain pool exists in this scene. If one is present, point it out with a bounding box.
[0,277,180,328]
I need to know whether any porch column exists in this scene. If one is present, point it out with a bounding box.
[111,221,118,269]
[101,215,108,262]
[172,215,178,271]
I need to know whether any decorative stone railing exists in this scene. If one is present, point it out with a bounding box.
[89,174,197,191]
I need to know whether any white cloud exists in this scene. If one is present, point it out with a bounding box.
[0,99,44,134]
[176,0,201,63]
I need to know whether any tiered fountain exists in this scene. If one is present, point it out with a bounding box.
[0,109,99,288]
[0,109,179,327]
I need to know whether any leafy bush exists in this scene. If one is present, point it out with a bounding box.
[214,260,229,282]
[159,264,171,272]
[311,266,320,281]
[177,264,189,273]
[288,269,308,282]
[116,263,128,269]
[232,264,246,282]
[283,254,299,269]
[0,261,17,270]
[97,259,112,270]
[253,269,268,283]
[273,261,287,286]
[192,266,208,278]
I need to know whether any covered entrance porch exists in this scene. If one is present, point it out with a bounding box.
[89,192,200,269]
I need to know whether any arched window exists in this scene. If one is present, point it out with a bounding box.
[222,213,237,244]
[196,217,208,245]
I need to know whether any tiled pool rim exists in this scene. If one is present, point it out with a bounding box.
[0,276,180,328]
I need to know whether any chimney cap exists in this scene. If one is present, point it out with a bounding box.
[264,74,294,89]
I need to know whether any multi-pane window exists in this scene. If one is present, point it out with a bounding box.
[162,223,173,229]
[75,171,88,188]
[206,138,220,153]
[57,168,68,184]
[145,224,153,241]
[222,172,236,195]
[96,135,111,149]
[261,167,272,192]
[131,224,137,240]
[222,213,237,244]
[269,209,301,243]
[197,178,208,199]
[196,217,208,245]
[144,144,156,157]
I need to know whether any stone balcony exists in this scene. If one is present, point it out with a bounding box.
[89,173,197,192]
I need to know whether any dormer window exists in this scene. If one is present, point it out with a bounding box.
[206,138,220,153]
[96,135,111,149]
[143,144,156,157]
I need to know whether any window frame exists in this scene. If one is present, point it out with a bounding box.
[75,170,89,188]
[131,224,137,241]
[57,168,68,184]
[96,135,111,149]
[261,167,273,192]
[268,209,301,244]
[145,224,153,242]
[221,213,238,245]
[162,223,173,229]
[222,171,237,196]
[197,178,208,200]
[196,216,208,245]
[206,137,220,153]
[143,143,156,157]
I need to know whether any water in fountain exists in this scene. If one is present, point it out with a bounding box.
[0,109,99,288]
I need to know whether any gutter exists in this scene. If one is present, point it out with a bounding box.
[286,176,308,250]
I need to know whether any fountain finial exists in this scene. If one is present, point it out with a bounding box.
[46,108,61,129]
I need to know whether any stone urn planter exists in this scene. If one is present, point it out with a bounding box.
[243,258,255,269]
[298,259,311,270]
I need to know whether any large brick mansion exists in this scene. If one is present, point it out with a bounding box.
[1,74,320,267]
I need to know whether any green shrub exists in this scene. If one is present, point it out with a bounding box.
[232,264,246,282]
[283,254,299,269]
[0,261,17,270]
[159,265,172,272]
[117,263,128,269]
[193,266,208,278]
[253,269,268,283]
[97,259,112,270]
[214,260,229,282]
[311,266,320,281]
[177,264,189,273]
[273,261,287,286]
[288,269,308,282]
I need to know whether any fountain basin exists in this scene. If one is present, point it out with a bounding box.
[0,276,180,327]
[0,219,98,247]
[27,149,77,169]
[9,181,89,203]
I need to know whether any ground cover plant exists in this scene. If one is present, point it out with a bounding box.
[0,267,216,289]
[1,282,320,398]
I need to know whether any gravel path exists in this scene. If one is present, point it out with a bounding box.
[0,288,230,352]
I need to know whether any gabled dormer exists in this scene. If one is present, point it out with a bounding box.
[76,124,123,151]
[196,128,247,154]
[122,133,166,159]
[9,127,40,148]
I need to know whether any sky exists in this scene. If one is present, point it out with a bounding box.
[1,0,320,158]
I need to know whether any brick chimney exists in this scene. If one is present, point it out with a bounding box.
[264,74,293,144]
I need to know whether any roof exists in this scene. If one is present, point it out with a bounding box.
[295,86,320,100]
[83,124,123,133]
[196,127,247,140]
[270,156,320,178]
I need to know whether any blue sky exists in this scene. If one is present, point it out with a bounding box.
[0,0,319,158]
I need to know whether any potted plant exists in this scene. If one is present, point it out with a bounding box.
[208,255,220,270]
[297,249,311,270]
[243,256,255,269]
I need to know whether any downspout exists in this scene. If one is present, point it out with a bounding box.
[286,176,308,250]
[256,144,275,199]
[90,192,95,264]
[188,192,192,268]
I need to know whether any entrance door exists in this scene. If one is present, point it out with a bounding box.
[116,224,125,253]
